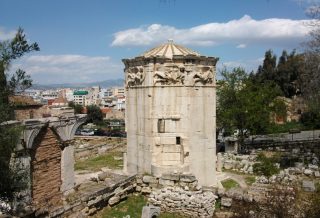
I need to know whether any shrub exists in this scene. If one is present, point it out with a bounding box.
[253,153,280,177]
[221,179,239,190]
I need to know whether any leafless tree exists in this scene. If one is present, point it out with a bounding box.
[301,4,320,111]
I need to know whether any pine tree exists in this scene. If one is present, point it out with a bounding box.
[0,28,39,211]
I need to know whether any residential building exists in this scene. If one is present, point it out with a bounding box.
[73,90,88,106]
[85,86,101,106]
[41,90,58,100]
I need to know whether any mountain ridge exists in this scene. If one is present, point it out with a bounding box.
[32,79,124,89]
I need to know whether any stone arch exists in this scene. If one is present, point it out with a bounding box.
[30,127,63,212]
[70,115,87,138]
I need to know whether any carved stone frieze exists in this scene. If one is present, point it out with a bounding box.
[154,65,183,85]
[126,66,145,87]
[193,66,214,85]
[153,64,214,86]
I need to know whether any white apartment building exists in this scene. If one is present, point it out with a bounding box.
[59,88,74,102]
[73,90,88,106]
[41,90,58,100]
[104,87,125,97]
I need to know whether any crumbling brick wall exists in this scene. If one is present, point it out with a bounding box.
[31,128,62,211]
[14,106,51,121]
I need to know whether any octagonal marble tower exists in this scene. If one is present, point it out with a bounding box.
[123,40,218,186]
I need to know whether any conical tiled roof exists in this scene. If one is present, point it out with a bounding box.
[141,40,200,59]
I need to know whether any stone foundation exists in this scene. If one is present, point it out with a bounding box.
[149,187,216,217]
[49,175,136,218]
[135,173,217,217]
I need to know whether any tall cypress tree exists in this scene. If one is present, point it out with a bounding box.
[255,50,277,83]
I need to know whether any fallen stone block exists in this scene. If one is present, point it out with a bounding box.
[221,197,232,207]
[141,187,152,194]
[97,172,108,181]
[159,178,174,186]
[136,178,143,184]
[179,174,196,183]
[223,160,234,170]
[304,169,313,176]
[308,164,319,171]
[136,186,142,192]
[143,175,157,184]
[108,196,120,206]
[161,173,180,181]
[302,180,315,192]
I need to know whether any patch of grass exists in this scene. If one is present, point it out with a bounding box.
[75,151,123,171]
[215,198,221,210]
[221,179,239,190]
[95,194,147,218]
[245,176,256,186]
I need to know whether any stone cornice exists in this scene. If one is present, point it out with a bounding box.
[122,56,219,66]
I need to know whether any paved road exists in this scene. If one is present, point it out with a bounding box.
[248,129,320,142]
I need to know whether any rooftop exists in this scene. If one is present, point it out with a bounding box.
[9,95,42,107]
[140,40,201,59]
[52,97,68,104]
[74,90,89,96]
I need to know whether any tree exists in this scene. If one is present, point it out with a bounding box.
[0,28,39,211]
[301,4,320,126]
[252,49,304,98]
[255,50,277,82]
[74,104,84,114]
[217,68,285,149]
[86,105,103,124]
[68,101,84,114]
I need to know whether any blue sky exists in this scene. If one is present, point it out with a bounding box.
[0,0,318,84]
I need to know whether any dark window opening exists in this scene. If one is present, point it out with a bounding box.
[176,136,181,145]
[29,110,34,119]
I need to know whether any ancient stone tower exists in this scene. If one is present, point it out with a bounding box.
[123,40,218,186]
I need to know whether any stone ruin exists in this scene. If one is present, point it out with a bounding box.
[137,173,218,217]
[1,41,221,217]
[123,40,219,187]
[5,115,86,216]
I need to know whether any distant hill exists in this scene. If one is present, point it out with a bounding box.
[32,79,124,89]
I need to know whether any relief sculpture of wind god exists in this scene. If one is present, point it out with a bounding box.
[125,66,145,87]
[153,64,215,86]
[153,65,183,85]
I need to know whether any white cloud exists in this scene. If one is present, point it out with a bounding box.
[11,54,123,84]
[111,15,313,47]
[0,27,16,40]
[236,44,247,48]
[217,58,264,76]
[294,0,320,5]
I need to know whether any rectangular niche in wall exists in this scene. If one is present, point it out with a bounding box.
[158,119,165,133]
